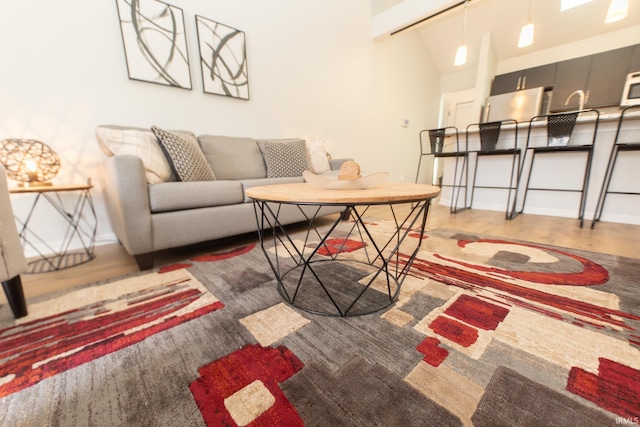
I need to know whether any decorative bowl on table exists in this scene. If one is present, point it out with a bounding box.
[302,170,389,190]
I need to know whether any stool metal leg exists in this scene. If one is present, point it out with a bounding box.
[451,153,470,213]
[591,145,619,228]
[577,147,595,227]
[505,150,521,220]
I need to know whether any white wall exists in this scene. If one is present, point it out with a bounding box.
[0,0,441,256]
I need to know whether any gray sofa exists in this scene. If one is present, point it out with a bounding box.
[96,126,348,270]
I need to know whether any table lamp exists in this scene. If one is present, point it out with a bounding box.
[0,139,60,187]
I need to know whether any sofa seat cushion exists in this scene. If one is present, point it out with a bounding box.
[149,181,244,213]
[241,177,304,202]
[198,135,267,180]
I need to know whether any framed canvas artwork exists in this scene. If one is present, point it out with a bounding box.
[195,15,249,100]
[115,0,192,90]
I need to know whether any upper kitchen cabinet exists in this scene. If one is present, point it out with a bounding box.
[551,45,636,112]
[550,56,592,112]
[490,71,521,96]
[586,46,635,108]
[629,44,640,73]
[490,63,556,96]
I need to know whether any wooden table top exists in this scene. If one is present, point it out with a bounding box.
[9,183,93,194]
[246,182,440,204]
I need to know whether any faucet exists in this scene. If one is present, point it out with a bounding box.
[565,90,585,110]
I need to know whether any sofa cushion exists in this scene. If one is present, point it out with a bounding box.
[240,176,305,202]
[96,125,191,184]
[149,180,244,213]
[258,139,309,178]
[151,126,216,182]
[198,135,267,180]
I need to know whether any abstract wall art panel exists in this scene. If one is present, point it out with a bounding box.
[195,15,250,100]
[116,0,192,89]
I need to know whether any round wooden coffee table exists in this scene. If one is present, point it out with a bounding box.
[246,182,440,317]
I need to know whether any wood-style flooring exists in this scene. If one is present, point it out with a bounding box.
[4,202,639,306]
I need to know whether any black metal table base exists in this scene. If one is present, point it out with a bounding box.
[252,200,431,317]
[15,188,97,274]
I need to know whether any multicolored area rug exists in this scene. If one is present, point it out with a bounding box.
[1,221,639,426]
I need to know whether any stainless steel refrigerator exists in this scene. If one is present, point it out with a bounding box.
[484,86,548,123]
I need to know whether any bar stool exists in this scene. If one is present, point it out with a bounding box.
[465,119,520,219]
[514,109,599,227]
[591,105,640,229]
[415,127,469,213]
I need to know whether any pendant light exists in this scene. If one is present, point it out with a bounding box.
[454,0,469,66]
[518,0,534,48]
[605,0,628,23]
[560,0,593,12]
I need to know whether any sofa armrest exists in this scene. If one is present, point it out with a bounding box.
[329,158,353,171]
[98,155,153,255]
[0,165,28,281]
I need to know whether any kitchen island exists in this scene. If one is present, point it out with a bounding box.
[436,107,640,225]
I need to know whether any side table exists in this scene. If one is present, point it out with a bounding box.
[10,183,97,273]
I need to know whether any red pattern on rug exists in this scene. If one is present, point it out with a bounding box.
[0,282,222,398]
[158,245,257,273]
[444,294,510,331]
[429,316,478,347]
[317,238,366,256]
[416,337,449,367]
[455,239,609,286]
[397,252,640,336]
[567,358,640,419]
[191,244,256,262]
[189,343,304,426]
[159,263,193,273]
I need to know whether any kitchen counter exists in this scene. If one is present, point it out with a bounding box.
[589,106,640,121]
[472,107,640,134]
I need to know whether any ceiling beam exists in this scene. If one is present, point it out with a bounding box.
[372,0,468,40]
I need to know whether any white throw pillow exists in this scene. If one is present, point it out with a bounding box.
[96,125,174,184]
[306,139,330,174]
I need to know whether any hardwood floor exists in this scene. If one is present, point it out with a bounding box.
[4,201,639,306]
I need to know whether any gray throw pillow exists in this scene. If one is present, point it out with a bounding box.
[261,139,309,178]
[151,126,216,182]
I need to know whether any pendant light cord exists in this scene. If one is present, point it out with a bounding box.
[462,0,469,42]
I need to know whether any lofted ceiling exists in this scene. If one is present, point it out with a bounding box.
[377,0,640,76]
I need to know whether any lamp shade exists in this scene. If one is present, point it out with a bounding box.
[605,0,628,23]
[518,22,534,48]
[454,44,467,66]
[0,139,60,186]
